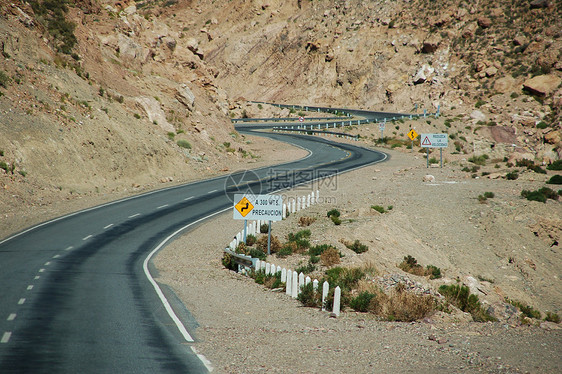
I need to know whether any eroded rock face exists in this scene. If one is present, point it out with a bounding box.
[523,75,562,96]
[136,97,175,132]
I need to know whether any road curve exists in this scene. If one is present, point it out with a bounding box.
[0,116,388,373]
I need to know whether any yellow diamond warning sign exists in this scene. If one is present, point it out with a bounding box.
[407,129,419,141]
[235,196,254,217]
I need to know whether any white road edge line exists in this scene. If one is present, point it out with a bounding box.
[1,332,11,343]
[184,196,194,201]
[157,204,169,209]
[129,213,140,218]
[142,207,229,372]
[83,235,93,241]
[207,189,217,194]
[104,224,114,229]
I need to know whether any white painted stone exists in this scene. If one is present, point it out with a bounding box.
[265,263,271,275]
[281,268,287,283]
[322,281,329,311]
[298,272,305,293]
[261,261,266,272]
[333,286,341,316]
[286,269,292,295]
[276,265,282,274]
[291,271,298,298]
[255,259,261,271]
[305,276,311,285]
[313,279,318,291]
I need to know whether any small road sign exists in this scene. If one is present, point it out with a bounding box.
[235,196,254,217]
[407,129,419,141]
[379,122,385,131]
[298,116,304,122]
[233,194,283,221]
[420,133,448,148]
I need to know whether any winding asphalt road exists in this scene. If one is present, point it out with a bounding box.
[0,112,388,373]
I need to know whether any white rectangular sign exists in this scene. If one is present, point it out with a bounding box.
[420,133,448,148]
[233,194,283,221]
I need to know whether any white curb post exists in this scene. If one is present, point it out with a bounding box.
[333,286,341,317]
[276,265,281,274]
[313,279,318,291]
[291,271,298,298]
[281,268,287,283]
[311,191,315,205]
[291,199,296,214]
[255,259,261,272]
[305,276,311,286]
[322,281,329,311]
[316,189,320,203]
[306,194,311,208]
[298,272,305,293]
[265,263,271,275]
[286,269,292,295]
[283,203,287,219]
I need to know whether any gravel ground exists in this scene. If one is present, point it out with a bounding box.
[154,147,562,373]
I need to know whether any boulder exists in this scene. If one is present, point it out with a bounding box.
[421,36,440,53]
[413,64,434,84]
[513,35,527,46]
[523,74,562,96]
[136,97,175,133]
[477,16,492,29]
[176,84,195,110]
[530,0,549,9]
[544,131,561,145]
[470,110,486,122]
[423,175,435,182]
[493,76,516,93]
[485,66,498,77]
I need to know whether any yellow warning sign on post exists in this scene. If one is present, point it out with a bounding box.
[235,196,254,217]
[407,129,419,141]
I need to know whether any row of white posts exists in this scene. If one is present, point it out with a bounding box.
[255,258,341,317]
[228,190,321,250]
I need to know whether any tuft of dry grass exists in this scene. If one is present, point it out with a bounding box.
[320,247,341,266]
[298,216,316,226]
[384,284,435,322]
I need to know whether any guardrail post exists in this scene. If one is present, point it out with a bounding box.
[286,269,292,295]
[291,271,298,298]
[333,286,341,316]
[322,281,329,311]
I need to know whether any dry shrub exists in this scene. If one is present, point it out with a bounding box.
[298,216,316,226]
[256,235,282,253]
[320,247,340,266]
[384,284,435,322]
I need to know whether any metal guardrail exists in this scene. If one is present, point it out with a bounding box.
[231,117,340,123]
[272,127,359,140]
[223,248,257,270]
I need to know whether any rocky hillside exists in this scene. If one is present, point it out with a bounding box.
[0,0,561,233]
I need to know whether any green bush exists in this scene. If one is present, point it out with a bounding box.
[350,291,376,312]
[249,248,266,261]
[330,215,342,225]
[507,299,541,319]
[521,189,547,203]
[506,171,519,180]
[177,139,191,149]
[221,253,237,271]
[345,239,369,254]
[326,209,341,218]
[516,159,534,168]
[426,265,442,279]
[371,205,386,213]
[475,99,486,108]
[0,70,10,89]
[323,267,365,292]
[297,282,321,307]
[295,262,316,274]
[483,191,495,199]
[309,244,333,256]
[545,312,560,323]
[260,223,269,233]
[30,0,77,54]
[438,284,496,322]
[546,175,562,185]
[468,155,489,166]
[546,160,562,171]
[245,234,256,246]
[538,187,559,200]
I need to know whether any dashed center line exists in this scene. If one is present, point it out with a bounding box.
[1,332,12,343]
[157,204,169,209]
[27,285,33,291]
[65,246,74,251]
[129,213,140,218]
[83,235,93,241]
[184,196,194,201]
[44,261,51,266]
[104,223,114,229]
[7,314,16,321]
[53,254,60,259]
[34,276,40,280]
[207,189,218,194]
[39,269,45,273]
[18,298,25,305]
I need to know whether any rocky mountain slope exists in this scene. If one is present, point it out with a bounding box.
[0,1,560,231]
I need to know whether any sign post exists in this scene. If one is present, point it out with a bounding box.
[234,194,283,255]
[379,121,385,140]
[420,133,448,168]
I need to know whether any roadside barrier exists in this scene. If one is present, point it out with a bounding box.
[223,189,342,316]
